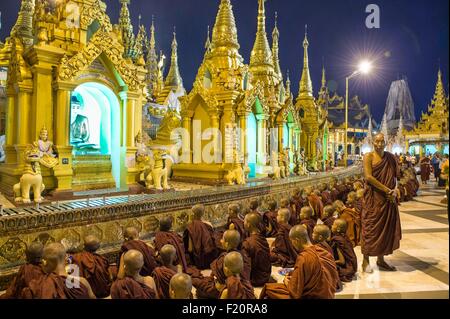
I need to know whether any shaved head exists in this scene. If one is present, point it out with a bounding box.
[84,235,100,253]
[123,249,144,275]
[277,208,291,223]
[300,206,312,220]
[249,199,259,210]
[170,273,192,299]
[160,244,176,266]
[192,204,205,220]
[42,243,66,273]
[244,212,262,232]
[268,200,277,211]
[280,198,290,208]
[222,229,241,251]
[323,205,334,218]
[289,225,310,243]
[224,251,243,276]
[228,203,240,217]
[159,216,173,232]
[26,241,44,264]
[312,224,331,243]
[332,218,348,234]
[124,227,139,241]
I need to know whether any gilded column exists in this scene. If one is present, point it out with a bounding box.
[238,112,248,163]
[210,112,220,163]
[181,113,192,164]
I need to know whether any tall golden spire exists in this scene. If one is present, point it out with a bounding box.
[119,0,135,59]
[164,29,183,89]
[11,0,35,48]
[146,16,159,97]
[272,12,282,80]
[211,0,240,52]
[321,64,326,88]
[286,70,292,99]
[250,0,273,67]
[205,25,212,53]
[298,25,313,98]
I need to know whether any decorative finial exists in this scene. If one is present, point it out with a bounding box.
[138,14,142,25]
[274,11,278,28]
[305,24,308,37]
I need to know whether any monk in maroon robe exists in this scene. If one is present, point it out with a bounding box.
[226,203,247,243]
[308,190,324,220]
[270,208,298,268]
[420,156,432,184]
[319,183,333,206]
[322,205,337,229]
[362,133,402,273]
[71,235,113,298]
[153,216,188,272]
[183,204,218,269]
[219,252,255,299]
[312,224,334,256]
[331,219,358,282]
[334,200,361,247]
[22,243,95,299]
[111,250,157,299]
[118,227,158,278]
[299,206,316,240]
[152,244,178,299]
[169,273,193,299]
[242,213,272,287]
[291,188,306,218]
[260,225,339,299]
[193,228,251,299]
[0,242,45,299]
[263,200,279,237]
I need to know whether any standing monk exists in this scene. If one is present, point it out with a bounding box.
[183,204,218,269]
[362,133,402,273]
[419,156,432,185]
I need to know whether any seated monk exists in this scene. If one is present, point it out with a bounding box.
[270,208,298,268]
[346,191,357,209]
[321,205,336,229]
[264,200,279,237]
[291,188,306,217]
[260,225,339,299]
[152,244,178,299]
[170,272,193,299]
[153,216,188,272]
[23,243,96,299]
[312,224,333,255]
[280,197,297,226]
[111,250,157,299]
[218,252,255,299]
[308,189,324,220]
[249,198,267,236]
[334,200,361,247]
[299,206,316,240]
[242,213,272,286]
[193,227,251,299]
[118,227,158,278]
[330,219,358,283]
[71,235,113,298]
[226,203,247,243]
[0,242,45,299]
[183,204,219,269]
[319,183,333,206]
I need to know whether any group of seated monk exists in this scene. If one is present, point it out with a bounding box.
[0,174,415,299]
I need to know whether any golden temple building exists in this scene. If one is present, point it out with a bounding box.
[404,69,449,156]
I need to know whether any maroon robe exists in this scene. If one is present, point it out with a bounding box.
[224,275,255,299]
[72,251,112,298]
[183,220,219,269]
[260,245,339,299]
[110,276,156,299]
[120,240,158,277]
[330,188,340,202]
[270,223,298,268]
[362,152,402,256]
[420,158,432,182]
[336,184,349,202]
[300,219,316,241]
[242,233,272,287]
[321,191,333,206]
[330,234,358,282]
[22,273,91,299]
[308,194,324,220]
[322,216,336,229]
[0,263,45,299]
[263,210,279,237]
[340,208,361,247]
[226,216,247,242]
[291,195,306,218]
[152,266,176,299]
[317,241,334,256]
[154,231,188,272]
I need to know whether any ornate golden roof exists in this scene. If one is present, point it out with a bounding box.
[298,26,313,98]
[11,0,35,49]
[211,0,240,53]
[164,31,183,89]
[250,0,273,68]
[119,0,135,59]
[146,17,159,97]
[272,12,282,80]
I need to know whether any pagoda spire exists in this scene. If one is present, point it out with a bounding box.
[321,63,326,88]
[211,0,240,52]
[298,25,313,98]
[285,70,292,98]
[205,25,212,53]
[164,28,183,90]
[146,16,159,97]
[11,0,35,48]
[250,0,273,68]
[272,12,283,80]
[119,0,135,59]
[433,68,447,106]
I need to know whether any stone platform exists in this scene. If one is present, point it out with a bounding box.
[0,167,361,290]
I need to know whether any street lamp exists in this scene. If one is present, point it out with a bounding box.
[344,60,373,167]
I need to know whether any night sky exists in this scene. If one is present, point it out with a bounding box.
[0,0,448,124]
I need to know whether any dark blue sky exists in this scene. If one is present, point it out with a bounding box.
[0,0,448,123]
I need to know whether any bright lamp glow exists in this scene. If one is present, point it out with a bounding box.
[358,60,373,74]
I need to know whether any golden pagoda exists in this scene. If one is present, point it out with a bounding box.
[405,69,449,156]
[0,0,147,194]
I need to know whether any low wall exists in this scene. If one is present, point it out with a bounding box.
[0,166,361,290]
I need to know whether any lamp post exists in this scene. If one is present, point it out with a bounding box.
[344,60,372,167]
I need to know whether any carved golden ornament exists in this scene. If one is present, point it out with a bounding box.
[80,0,113,33]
